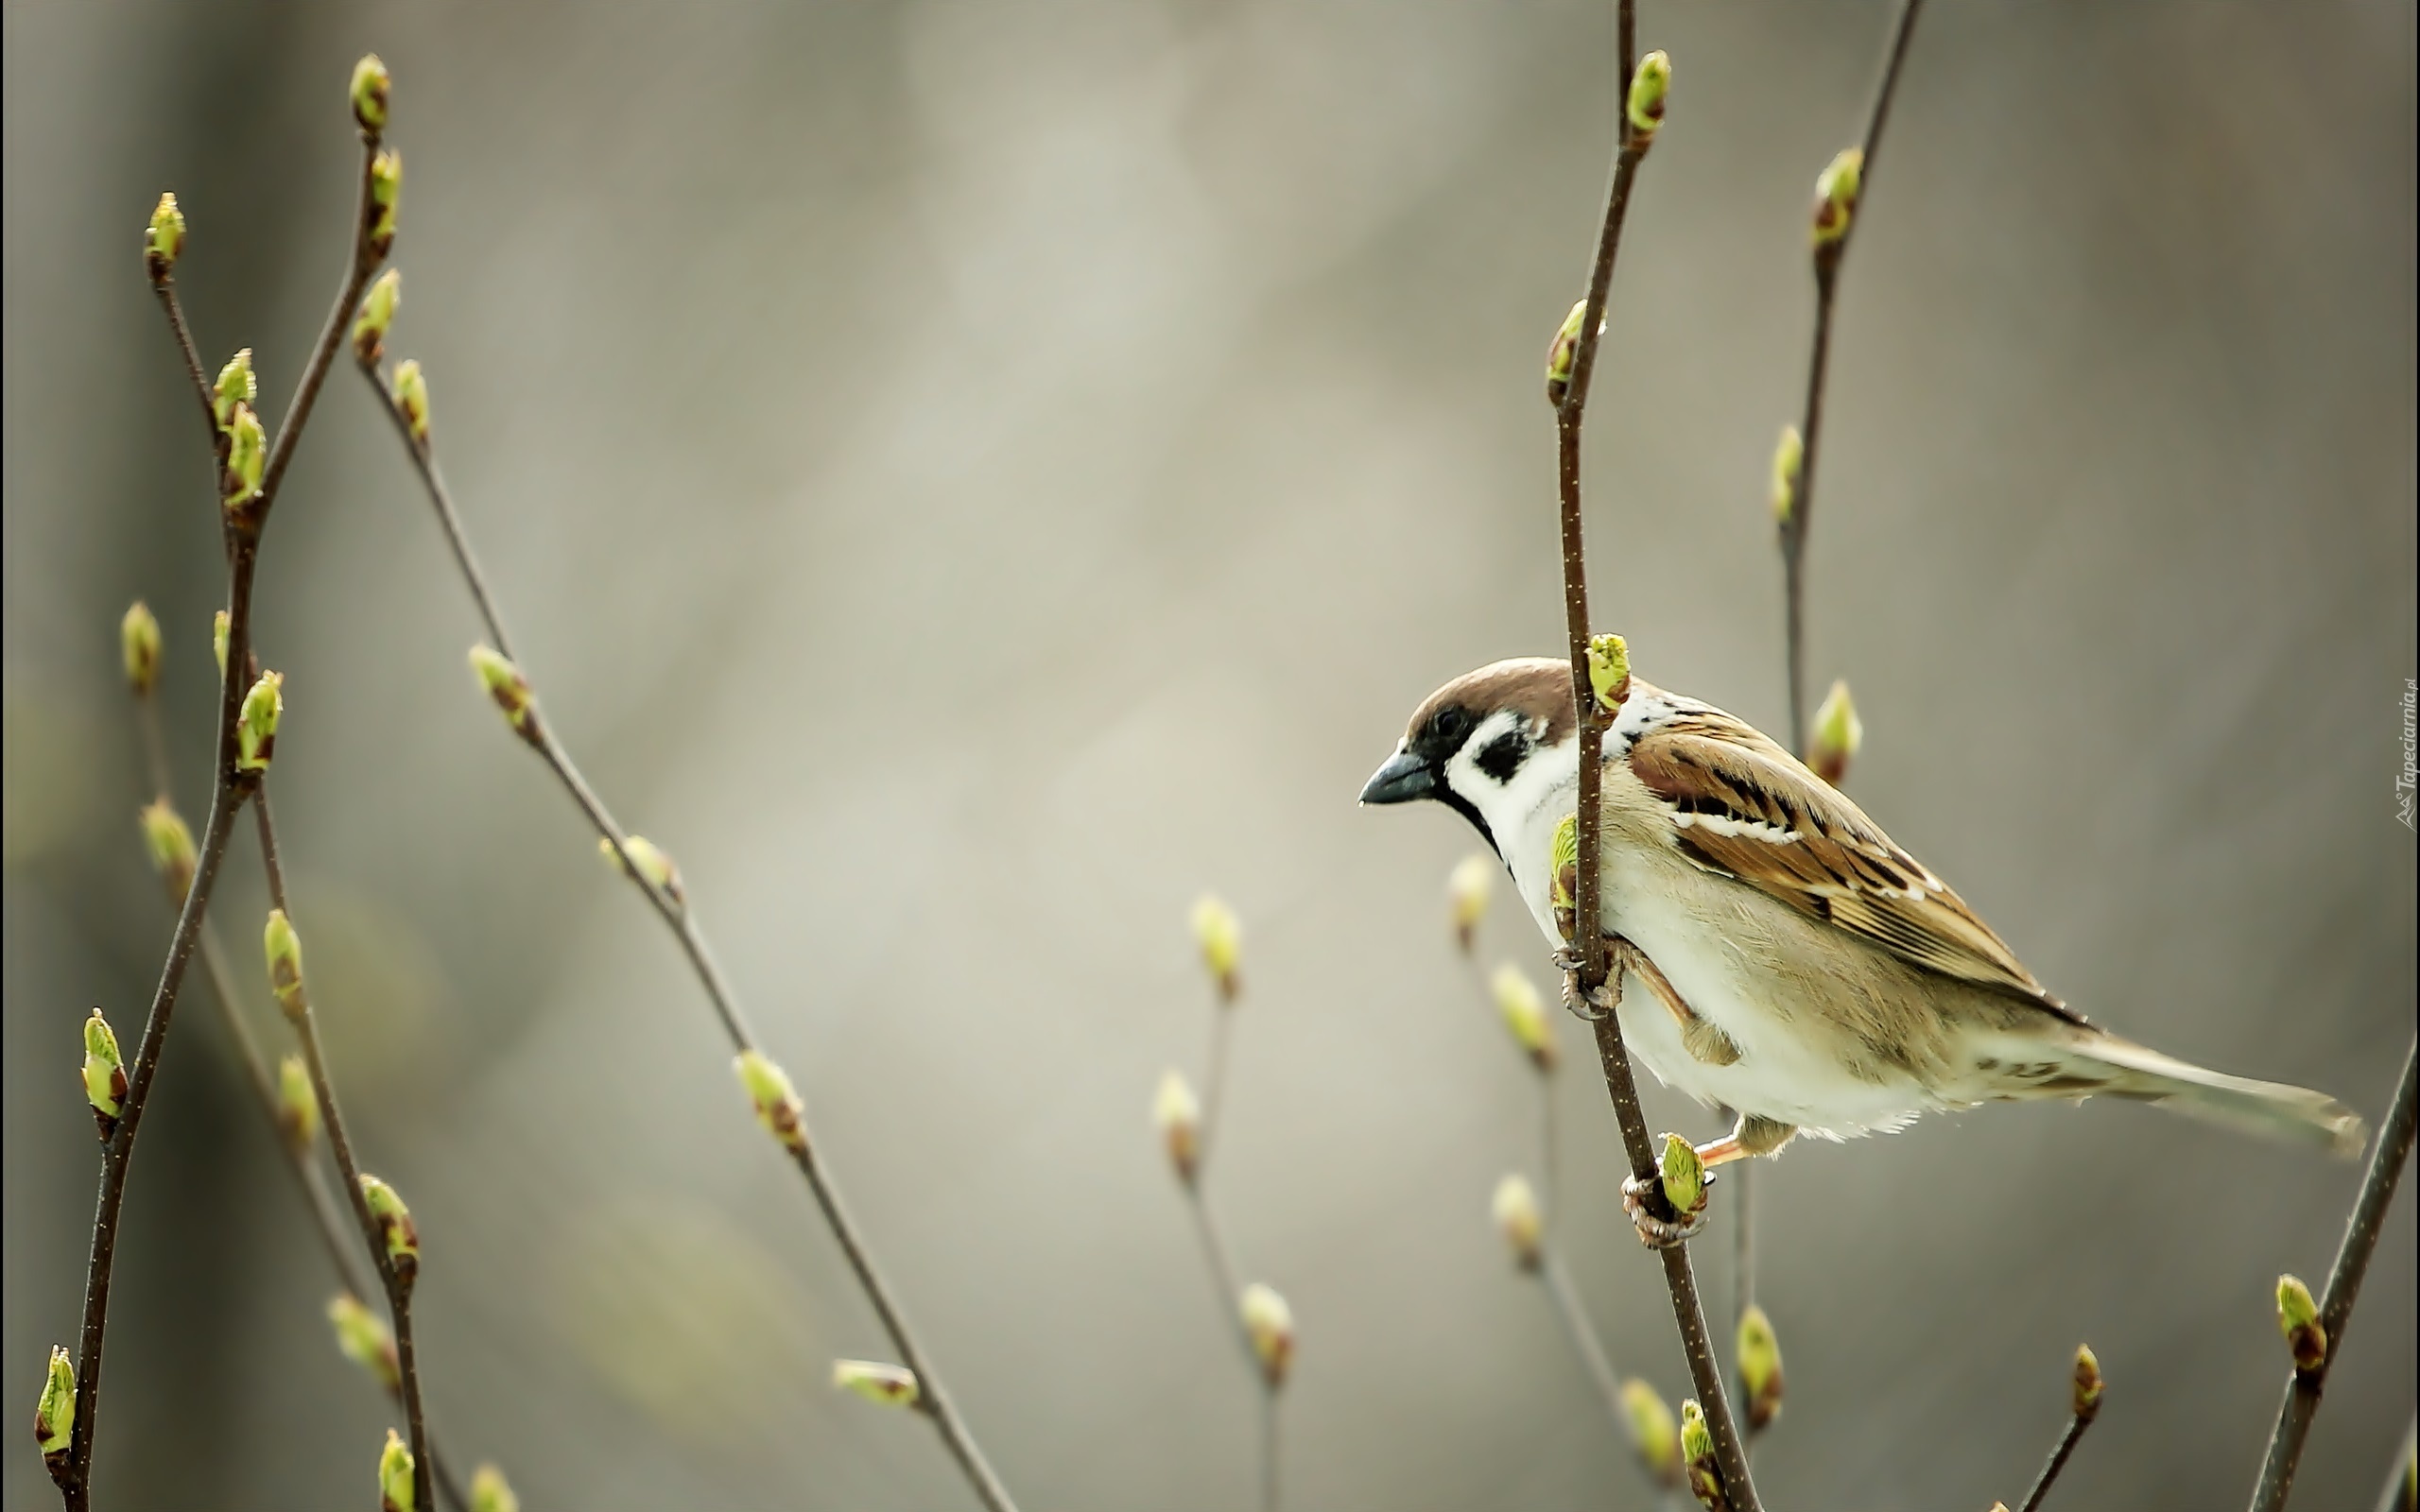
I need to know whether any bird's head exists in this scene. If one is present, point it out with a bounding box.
[1358,657,1579,856]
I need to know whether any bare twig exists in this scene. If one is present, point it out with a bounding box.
[1552,8,1761,1505]
[2251,1038,2419,1512]
[2376,1418,2417,1512]
[255,789,438,1512]
[355,362,1017,1512]
[2016,1415,2093,1512]
[2017,1350,2102,1512]
[1538,1249,1624,1428]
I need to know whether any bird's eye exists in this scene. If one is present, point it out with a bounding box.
[1432,708,1471,745]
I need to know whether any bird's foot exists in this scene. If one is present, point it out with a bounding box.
[1555,941,1623,1022]
[1620,1171,1712,1249]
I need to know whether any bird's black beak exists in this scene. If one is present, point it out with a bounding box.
[1358,748,1436,806]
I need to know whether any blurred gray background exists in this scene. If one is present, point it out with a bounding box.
[5,2,2413,1508]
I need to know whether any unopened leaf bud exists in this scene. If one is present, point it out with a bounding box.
[237,670,283,770]
[358,1174,420,1289]
[1153,1070,1201,1184]
[1239,1282,1294,1389]
[212,610,230,678]
[391,358,429,444]
[351,54,391,135]
[224,402,267,508]
[467,644,536,739]
[1620,1378,1681,1488]
[1492,1174,1543,1269]
[832,1359,921,1408]
[1807,679,1862,785]
[1549,811,1579,938]
[2276,1274,2325,1373]
[146,193,185,280]
[1191,894,1242,1004]
[1587,632,1632,713]
[1627,50,1671,146]
[327,1294,399,1392]
[35,1346,75,1467]
[1491,963,1556,1071]
[278,1055,320,1152]
[2070,1342,2102,1423]
[378,1427,416,1512]
[141,799,198,902]
[1771,424,1803,524]
[1737,1304,1784,1431]
[369,148,403,257]
[214,348,257,430]
[354,269,401,365]
[122,601,163,696]
[1681,1398,1726,1510]
[1447,853,1494,954]
[1811,146,1863,249]
[1658,1132,1705,1217]
[1545,299,1604,408]
[263,908,306,1018]
[735,1050,807,1155]
[83,1008,127,1137]
[598,835,683,903]
[467,1465,519,1512]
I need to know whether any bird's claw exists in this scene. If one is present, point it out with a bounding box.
[1557,953,1618,1022]
[1620,1172,1712,1250]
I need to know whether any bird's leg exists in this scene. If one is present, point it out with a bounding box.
[1692,1113,1797,1169]
[1558,936,1740,1068]
[1618,1115,1794,1249]
[1554,940,1620,1022]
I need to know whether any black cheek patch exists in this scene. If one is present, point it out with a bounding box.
[1474,729,1526,784]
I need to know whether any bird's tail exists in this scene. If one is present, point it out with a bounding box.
[1982,1026,2368,1159]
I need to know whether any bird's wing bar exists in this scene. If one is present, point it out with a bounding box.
[1625,710,2077,1018]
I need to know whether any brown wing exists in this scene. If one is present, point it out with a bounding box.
[1625,708,2078,1019]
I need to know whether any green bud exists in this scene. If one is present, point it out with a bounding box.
[2277,1274,2325,1373]
[378,1427,416,1512]
[391,358,429,444]
[1770,424,1803,524]
[278,1054,320,1153]
[224,402,267,508]
[359,1174,421,1289]
[1545,298,1602,408]
[122,601,163,696]
[1239,1282,1295,1389]
[467,644,536,737]
[734,1050,807,1155]
[213,610,230,679]
[213,348,257,430]
[832,1359,921,1409]
[1680,1398,1725,1510]
[1587,632,1632,713]
[598,835,683,903]
[263,908,306,1018]
[140,799,199,902]
[1447,853,1493,954]
[1807,679,1861,785]
[351,54,391,135]
[146,192,185,279]
[1491,963,1556,1071]
[1619,1378,1681,1488]
[1811,146,1863,249]
[1658,1132,1705,1216]
[2070,1342,2102,1423]
[327,1293,399,1392]
[354,269,401,365]
[1548,811,1579,936]
[1737,1304,1783,1431]
[1153,1069,1201,1184]
[468,1464,519,1512]
[1626,50,1672,146]
[35,1346,75,1463]
[1191,894,1242,1004]
[83,1007,127,1134]
[369,148,403,257]
[1492,1174,1543,1268]
[236,670,284,772]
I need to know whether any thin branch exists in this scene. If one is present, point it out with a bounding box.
[255,789,441,1512]
[355,364,1016,1512]
[1538,1249,1623,1428]
[2376,1418,2417,1512]
[2016,1414,2096,1512]
[1552,5,1761,1503]
[2252,1037,2419,1512]
[148,278,220,449]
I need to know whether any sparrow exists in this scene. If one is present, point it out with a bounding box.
[1361,655,2364,1232]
